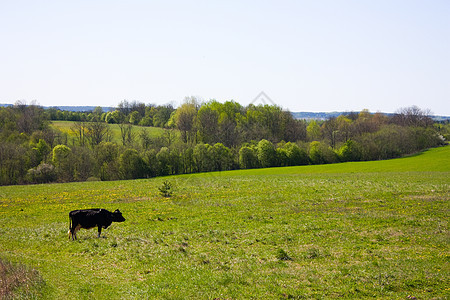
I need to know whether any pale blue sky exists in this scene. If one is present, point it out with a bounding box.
[1,0,449,115]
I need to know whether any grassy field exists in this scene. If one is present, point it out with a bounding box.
[0,146,449,299]
[50,121,168,145]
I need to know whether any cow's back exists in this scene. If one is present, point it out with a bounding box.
[70,209,106,229]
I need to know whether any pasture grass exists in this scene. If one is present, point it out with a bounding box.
[50,121,167,145]
[0,146,449,299]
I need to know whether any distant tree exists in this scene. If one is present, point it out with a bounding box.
[209,143,234,171]
[351,109,379,135]
[409,127,444,150]
[118,123,135,146]
[283,142,309,166]
[239,145,259,169]
[309,141,337,165]
[139,115,153,127]
[156,147,171,176]
[26,163,56,184]
[276,147,289,167]
[0,142,28,185]
[392,106,433,127]
[15,101,49,134]
[52,144,73,181]
[193,143,213,172]
[95,142,119,166]
[337,140,361,162]
[105,110,124,124]
[175,98,198,143]
[153,105,175,128]
[336,115,352,142]
[181,147,194,174]
[196,105,219,144]
[70,122,87,146]
[257,139,277,168]
[93,106,103,116]
[129,111,142,125]
[95,142,120,181]
[139,128,152,150]
[218,113,238,147]
[142,149,158,177]
[307,120,321,141]
[31,139,51,166]
[321,117,339,149]
[72,146,95,181]
[85,120,112,147]
[238,105,268,142]
[281,111,307,142]
[119,149,146,179]
[162,129,177,147]
[117,100,131,116]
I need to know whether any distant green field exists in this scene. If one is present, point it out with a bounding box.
[0,146,448,299]
[50,121,168,144]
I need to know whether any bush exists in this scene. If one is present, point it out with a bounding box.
[193,144,214,173]
[119,149,147,179]
[86,177,101,182]
[283,142,309,166]
[338,140,361,162]
[156,147,172,176]
[309,141,337,164]
[26,163,56,184]
[239,145,259,169]
[52,144,73,182]
[210,143,234,171]
[257,139,277,168]
[276,248,292,261]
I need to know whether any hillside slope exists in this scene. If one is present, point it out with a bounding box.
[0,146,448,299]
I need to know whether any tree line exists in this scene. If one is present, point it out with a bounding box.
[0,100,447,185]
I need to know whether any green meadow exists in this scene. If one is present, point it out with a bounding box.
[0,146,449,299]
[50,121,167,144]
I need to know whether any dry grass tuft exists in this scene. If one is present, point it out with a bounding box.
[0,258,45,299]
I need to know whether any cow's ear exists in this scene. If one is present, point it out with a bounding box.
[115,209,121,213]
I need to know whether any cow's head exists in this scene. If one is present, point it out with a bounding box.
[112,209,126,222]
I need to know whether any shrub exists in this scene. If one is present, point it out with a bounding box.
[159,181,173,197]
[86,177,101,182]
[276,248,292,261]
[119,149,147,179]
[309,141,337,164]
[283,142,309,166]
[239,145,259,169]
[52,144,73,181]
[210,143,234,171]
[257,139,277,168]
[26,163,57,184]
[338,140,361,162]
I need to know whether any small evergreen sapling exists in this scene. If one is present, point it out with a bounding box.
[159,181,173,197]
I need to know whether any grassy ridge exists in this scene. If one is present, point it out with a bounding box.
[0,146,448,299]
[235,146,450,175]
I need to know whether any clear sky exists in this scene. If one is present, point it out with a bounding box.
[1,0,449,115]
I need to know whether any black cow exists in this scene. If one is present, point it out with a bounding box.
[68,209,125,240]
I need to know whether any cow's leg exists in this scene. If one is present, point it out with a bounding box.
[69,224,77,240]
[98,226,102,238]
[73,224,81,240]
